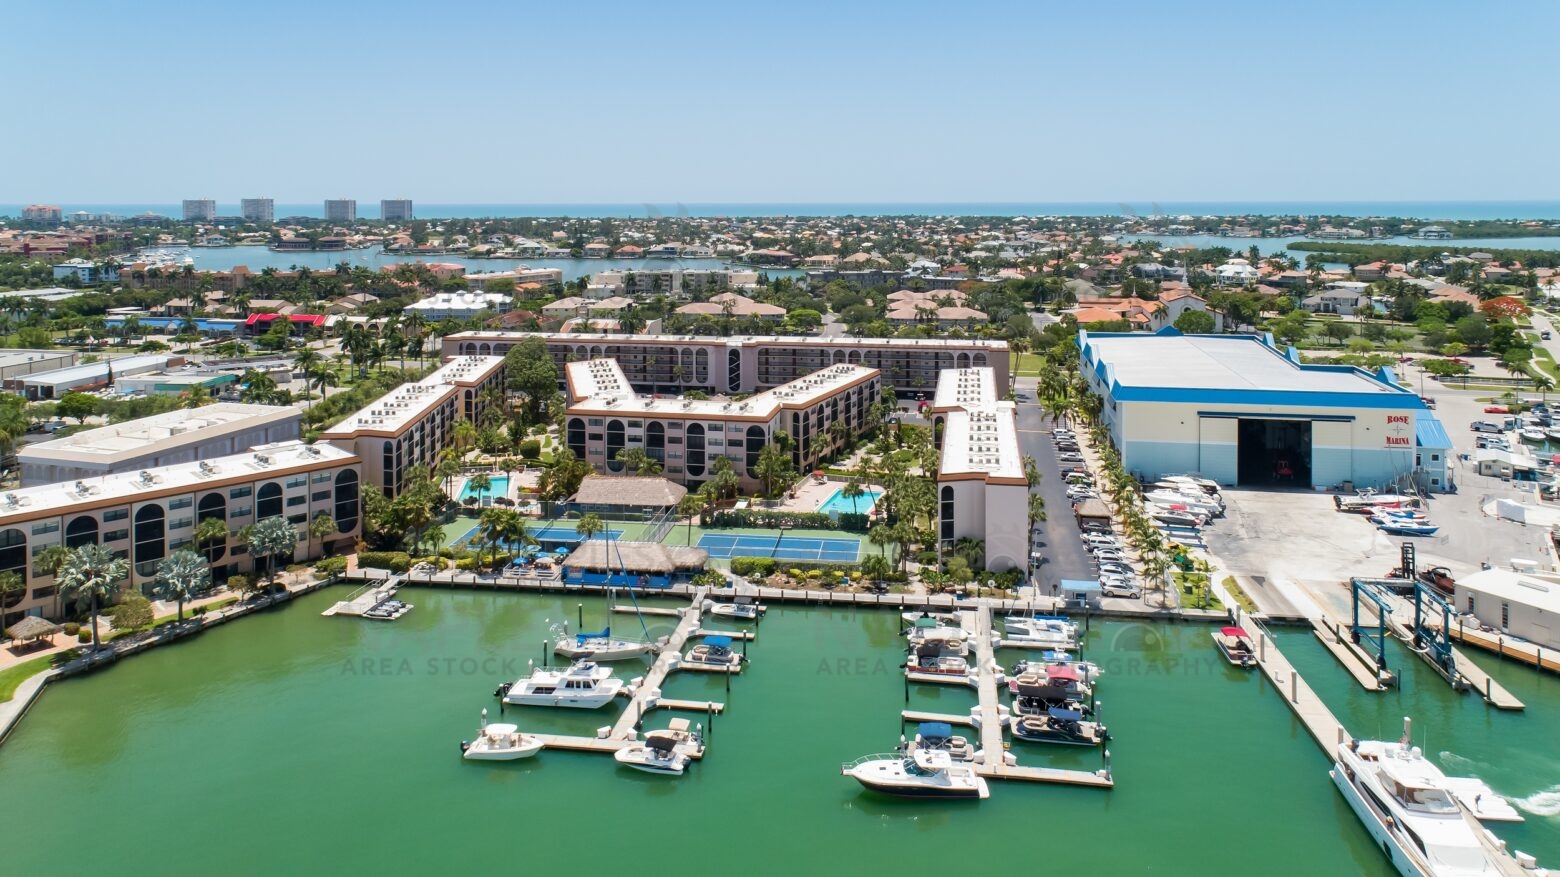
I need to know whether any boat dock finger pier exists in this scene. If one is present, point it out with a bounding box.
[1310,616,1389,692]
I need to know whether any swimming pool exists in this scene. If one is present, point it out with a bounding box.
[460,476,509,502]
[817,487,880,517]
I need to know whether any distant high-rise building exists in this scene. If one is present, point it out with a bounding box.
[240,198,275,224]
[324,199,357,223]
[380,199,413,222]
[22,204,62,224]
[182,199,217,222]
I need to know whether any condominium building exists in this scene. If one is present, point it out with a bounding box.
[928,367,1026,572]
[380,199,413,222]
[17,403,303,487]
[240,198,275,224]
[564,358,881,490]
[442,332,1010,396]
[318,356,505,497]
[22,205,62,224]
[404,291,512,321]
[182,199,217,222]
[584,268,758,299]
[0,440,361,623]
[324,199,357,223]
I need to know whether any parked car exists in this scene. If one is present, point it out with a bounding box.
[1098,563,1135,577]
[1100,578,1141,599]
[1484,405,1510,414]
[1543,331,1552,340]
[1470,421,1503,433]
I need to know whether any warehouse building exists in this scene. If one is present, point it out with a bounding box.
[20,354,174,400]
[1453,569,1560,651]
[17,403,303,487]
[1079,329,1448,492]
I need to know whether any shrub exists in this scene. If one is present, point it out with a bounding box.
[61,622,80,637]
[77,629,92,644]
[455,557,479,571]
[227,574,252,594]
[518,439,541,460]
[192,604,208,617]
[110,595,154,631]
[357,551,411,573]
[836,512,870,532]
[728,557,777,577]
[314,556,348,576]
[708,509,836,531]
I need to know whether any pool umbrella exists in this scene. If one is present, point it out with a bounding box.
[554,546,569,555]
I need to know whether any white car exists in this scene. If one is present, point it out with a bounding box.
[1100,578,1141,598]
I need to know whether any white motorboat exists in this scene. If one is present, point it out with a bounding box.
[460,710,544,761]
[612,717,704,776]
[1002,614,1078,649]
[1332,719,1535,877]
[841,747,990,799]
[1160,474,1221,495]
[554,626,652,662]
[1144,490,1222,517]
[704,599,765,620]
[683,635,744,670]
[1546,427,1560,441]
[498,658,625,709]
[1520,427,1547,443]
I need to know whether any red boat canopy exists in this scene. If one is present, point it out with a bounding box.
[1220,627,1249,638]
[1046,665,1080,681]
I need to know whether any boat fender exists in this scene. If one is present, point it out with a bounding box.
[460,741,471,752]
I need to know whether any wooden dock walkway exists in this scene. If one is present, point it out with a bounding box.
[966,606,1114,789]
[900,710,976,728]
[1249,626,1353,754]
[612,605,682,617]
[1449,624,1560,676]
[1310,617,1388,692]
[611,589,708,739]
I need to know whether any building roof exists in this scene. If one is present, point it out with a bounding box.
[318,381,458,438]
[1080,330,1427,409]
[573,476,687,507]
[565,359,879,420]
[419,355,504,388]
[1457,568,1560,617]
[561,540,707,574]
[21,354,171,388]
[1416,415,1453,450]
[932,368,1023,485]
[18,403,299,466]
[0,440,355,526]
[448,330,1008,352]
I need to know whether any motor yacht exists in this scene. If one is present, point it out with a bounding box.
[460,710,545,760]
[1332,719,1536,876]
[841,747,990,799]
[1002,614,1078,649]
[1212,626,1258,668]
[612,718,704,776]
[497,658,625,708]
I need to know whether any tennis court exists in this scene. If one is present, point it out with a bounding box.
[697,533,862,562]
[452,521,623,547]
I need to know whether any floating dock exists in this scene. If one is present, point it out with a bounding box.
[1381,607,1524,710]
[1246,623,1353,753]
[1309,617,1389,692]
[1448,624,1560,676]
[612,605,682,617]
[965,606,1114,789]
[610,590,711,738]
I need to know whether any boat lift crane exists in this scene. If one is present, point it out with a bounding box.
[1348,578,1394,676]
[1409,581,1461,685]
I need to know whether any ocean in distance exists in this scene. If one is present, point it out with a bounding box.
[9,201,1560,220]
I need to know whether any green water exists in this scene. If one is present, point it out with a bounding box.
[1276,628,1560,864]
[0,589,1416,875]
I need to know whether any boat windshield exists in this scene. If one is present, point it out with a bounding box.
[902,757,936,777]
[1395,783,1458,814]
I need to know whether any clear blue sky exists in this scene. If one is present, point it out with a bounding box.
[8,0,1558,204]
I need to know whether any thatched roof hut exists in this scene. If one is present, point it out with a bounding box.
[5,615,60,644]
[562,540,708,574]
[572,476,687,509]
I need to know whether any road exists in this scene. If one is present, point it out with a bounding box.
[1012,378,1094,593]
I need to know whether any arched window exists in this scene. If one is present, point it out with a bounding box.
[478,342,492,356]
[956,352,970,369]
[0,529,26,606]
[745,425,766,478]
[65,515,98,549]
[134,505,165,577]
[940,486,955,541]
[973,352,987,367]
[605,419,626,472]
[567,418,586,459]
[197,493,227,562]
[686,424,706,477]
[646,422,665,461]
[256,482,283,520]
[694,348,709,383]
[334,469,360,535]
[381,440,395,494]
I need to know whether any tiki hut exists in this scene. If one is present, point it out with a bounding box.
[561,540,708,588]
[5,615,60,650]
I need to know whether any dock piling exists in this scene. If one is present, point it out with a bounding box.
[1290,672,1298,704]
[577,603,583,629]
[541,640,548,668]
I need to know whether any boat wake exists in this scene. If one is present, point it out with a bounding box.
[1437,751,1482,774]
[1514,785,1560,818]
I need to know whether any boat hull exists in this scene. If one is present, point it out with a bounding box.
[613,749,688,775]
[844,769,988,799]
[462,740,544,760]
[1330,766,1431,877]
[554,643,650,662]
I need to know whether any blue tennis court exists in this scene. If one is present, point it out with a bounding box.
[697,533,862,562]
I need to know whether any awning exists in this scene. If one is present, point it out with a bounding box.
[1220,627,1249,638]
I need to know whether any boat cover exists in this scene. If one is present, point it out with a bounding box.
[1048,707,1084,721]
[575,626,611,643]
[1046,665,1080,682]
[919,722,953,742]
[704,635,733,649]
[1219,627,1248,638]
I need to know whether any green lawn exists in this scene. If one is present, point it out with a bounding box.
[1014,351,1049,377]
[439,512,657,547]
[0,650,78,703]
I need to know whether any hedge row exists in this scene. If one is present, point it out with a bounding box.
[729,556,858,578]
[707,509,870,533]
[357,551,411,573]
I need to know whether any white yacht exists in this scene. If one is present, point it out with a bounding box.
[841,747,990,800]
[1002,614,1078,649]
[612,718,704,776]
[554,626,652,662]
[460,710,545,761]
[497,659,626,709]
[1332,720,1536,877]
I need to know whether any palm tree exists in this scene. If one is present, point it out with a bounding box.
[1535,373,1555,403]
[246,516,299,591]
[676,494,704,546]
[195,516,230,565]
[0,571,24,629]
[1022,455,1040,488]
[842,479,866,515]
[478,507,518,569]
[436,452,462,501]
[952,537,985,571]
[57,544,127,650]
[1027,492,1047,527]
[309,513,338,553]
[467,472,492,505]
[154,549,210,623]
[576,512,605,542]
[614,446,663,476]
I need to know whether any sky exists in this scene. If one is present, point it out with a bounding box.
[7,0,1560,204]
